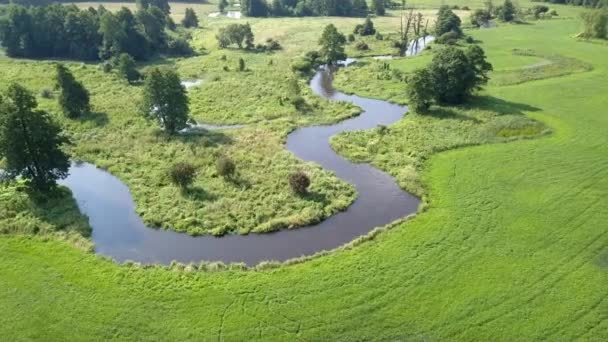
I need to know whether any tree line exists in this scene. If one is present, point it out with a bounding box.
[0,1,193,61]
[241,0,391,18]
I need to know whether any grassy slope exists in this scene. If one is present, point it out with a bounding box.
[1,2,607,341]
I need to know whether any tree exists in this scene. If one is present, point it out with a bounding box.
[499,0,516,22]
[116,53,140,83]
[168,162,196,188]
[435,5,462,37]
[406,68,434,113]
[406,45,493,109]
[219,0,229,13]
[241,0,267,17]
[429,46,492,104]
[136,6,167,51]
[357,17,376,36]
[238,58,246,71]
[216,23,255,49]
[55,64,90,119]
[289,171,310,195]
[352,0,369,17]
[136,0,171,16]
[470,9,492,27]
[0,83,70,191]
[371,0,386,16]
[579,9,608,39]
[182,8,199,28]
[141,68,190,134]
[318,24,346,64]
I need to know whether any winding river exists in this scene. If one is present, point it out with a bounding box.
[59,53,428,266]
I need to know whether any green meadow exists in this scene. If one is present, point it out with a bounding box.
[1,0,607,340]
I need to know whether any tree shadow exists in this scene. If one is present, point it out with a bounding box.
[183,186,217,202]
[78,111,109,127]
[29,186,92,237]
[302,191,329,206]
[426,107,482,123]
[226,174,252,190]
[155,128,233,148]
[464,95,541,115]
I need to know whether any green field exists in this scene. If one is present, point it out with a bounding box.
[1,0,607,340]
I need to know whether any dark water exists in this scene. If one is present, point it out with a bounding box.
[59,63,421,266]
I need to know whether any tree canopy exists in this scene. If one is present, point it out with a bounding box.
[435,5,462,37]
[407,45,493,112]
[141,68,190,134]
[216,23,255,49]
[55,64,90,119]
[0,3,190,61]
[319,24,346,64]
[0,83,70,191]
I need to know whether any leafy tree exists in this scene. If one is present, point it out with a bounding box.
[352,0,369,17]
[98,11,127,59]
[580,9,608,39]
[499,0,517,22]
[406,67,434,113]
[216,23,255,49]
[470,9,492,27]
[141,68,190,134]
[168,162,196,188]
[371,0,386,16]
[0,83,70,191]
[136,6,167,51]
[182,8,199,28]
[136,0,171,15]
[55,64,90,119]
[406,45,493,109]
[318,24,346,64]
[430,45,492,104]
[289,171,310,195]
[219,0,229,13]
[357,17,376,36]
[435,5,462,37]
[241,0,268,17]
[116,53,140,83]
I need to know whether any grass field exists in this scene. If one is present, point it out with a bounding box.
[1,1,607,340]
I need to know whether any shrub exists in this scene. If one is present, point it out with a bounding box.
[238,58,246,71]
[375,32,384,40]
[289,171,310,195]
[348,33,356,42]
[216,156,236,179]
[169,162,196,188]
[40,88,53,99]
[166,37,194,56]
[355,41,369,51]
[436,31,460,45]
[462,6,470,10]
[101,62,113,73]
[265,38,282,50]
[465,36,475,44]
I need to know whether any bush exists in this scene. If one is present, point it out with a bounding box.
[348,33,356,42]
[462,6,470,10]
[436,31,460,45]
[289,171,310,195]
[169,162,196,188]
[166,37,194,56]
[465,36,475,44]
[216,156,236,179]
[238,58,246,71]
[265,38,282,51]
[40,88,53,99]
[355,41,369,51]
[375,32,384,40]
[101,62,113,73]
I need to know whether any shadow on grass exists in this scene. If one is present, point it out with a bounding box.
[29,186,92,237]
[467,95,541,115]
[426,107,482,123]
[302,191,329,206]
[155,128,233,148]
[78,111,109,127]
[183,186,217,202]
